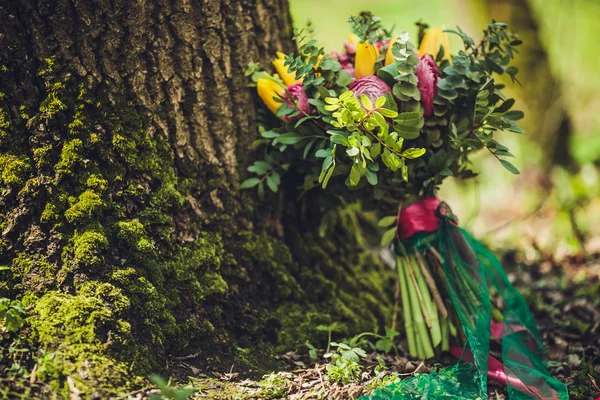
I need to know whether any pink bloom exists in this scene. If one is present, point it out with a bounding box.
[331,50,355,77]
[348,75,392,107]
[344,41,357,54]
[375,40,389,50]
[283,82,309,121]
[414,55,439,117]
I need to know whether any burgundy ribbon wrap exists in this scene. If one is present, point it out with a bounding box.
[396,197,456,240]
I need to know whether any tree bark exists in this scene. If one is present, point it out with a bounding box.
[0,0,393,396]
[484,0,575,169]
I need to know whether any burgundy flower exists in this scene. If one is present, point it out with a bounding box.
[283,82,309,121]
[415,55,439,117]
[331,50,355,77]
[348,75,392,107]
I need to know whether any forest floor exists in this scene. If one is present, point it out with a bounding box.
[141,248,600,400]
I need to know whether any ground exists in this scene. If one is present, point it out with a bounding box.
[135,248,600,400]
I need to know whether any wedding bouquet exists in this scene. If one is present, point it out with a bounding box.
[244,13,567,400]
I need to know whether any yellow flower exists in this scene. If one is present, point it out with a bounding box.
[348,34,360,47]
[257,77,285,115]
[418,26,451,61]
[355,41,380,78]
[272,52,301,87]
[384,36,397,66]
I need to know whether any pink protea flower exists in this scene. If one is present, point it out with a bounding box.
[414,55,439,117]
[348,75,391,107]
[283,82,309,121]
[331,50,355,77]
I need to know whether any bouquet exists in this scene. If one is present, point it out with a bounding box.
[244,13,568,400]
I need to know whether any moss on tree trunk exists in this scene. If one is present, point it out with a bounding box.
[0,0,394,397]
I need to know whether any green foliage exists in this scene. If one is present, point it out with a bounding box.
[0,298,25,333]
[324,342,366,384]
[149,375,197,400]
[348,11,387,44]
[258,372,292,399]
[0,155,30,186]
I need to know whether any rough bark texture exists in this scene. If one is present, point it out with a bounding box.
[0,0,393,396]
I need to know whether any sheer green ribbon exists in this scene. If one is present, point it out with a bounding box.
[362,215,568,400]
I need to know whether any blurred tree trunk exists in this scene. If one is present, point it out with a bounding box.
[0,0,393,396]
[484,0,575,169]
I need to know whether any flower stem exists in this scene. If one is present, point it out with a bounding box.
[415,252,448,319]
[397,257,416,357]
[406,256,432,328]
[412,255,441,348]
[441,315,449,352]
[404,256,434,359]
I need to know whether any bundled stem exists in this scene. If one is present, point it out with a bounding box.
[412,255,441,348]
[397,257,416,357]
[397,251,456,359]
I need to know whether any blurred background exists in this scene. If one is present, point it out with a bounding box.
[290,0,600,270]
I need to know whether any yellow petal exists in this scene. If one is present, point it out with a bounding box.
[418,26,451,61]
[355,41,380,78]
[273,52,301,87]
[257,78,286,116]
[347,34,360,46]
[385,36,397,66]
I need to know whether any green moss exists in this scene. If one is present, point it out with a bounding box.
[55,138,83,177]
[115,219,155,253]
[27,281,140,395]
[33,145,53,169]
[73,228,109,267]
[40,202,59,223]
[0,154,31,186]
[9,253,54,291]
[64,190,104,223]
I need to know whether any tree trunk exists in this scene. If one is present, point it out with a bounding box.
[484,0,575,169]
[0,0,393,396]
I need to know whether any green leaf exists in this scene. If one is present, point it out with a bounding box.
[370,142,382,159]
[394,124,420,140]
[379,108,398,118]
[257,182,265,199]
[365,168,378,185]
[260,130,280,139]
[240,178,261,189]
[303,139,316,158]
[375,96,386,108]
[346,147,359,157]
[375,338,392,353]
[349,163,361,186]
[330,134,349,146]
[266,175,278,192]
[360,94,373,110]
[500,159,520,174]
[381,227,397,246]
[438,88,458,100]
[402,148,426,159]
[275,133,306,145]
[377,216,397,227]
[395,112,422,127]
[336,70,353,87]
[339,91,353,101]
[495,98,515,113]
[504,110,524,121]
